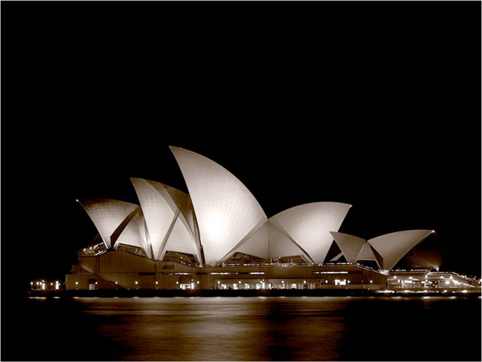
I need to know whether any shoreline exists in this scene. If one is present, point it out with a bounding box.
[27,288,481,298]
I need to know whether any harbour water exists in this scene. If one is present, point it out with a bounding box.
[6,295,481,361]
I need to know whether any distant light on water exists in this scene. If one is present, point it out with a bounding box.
[23,296,481,361]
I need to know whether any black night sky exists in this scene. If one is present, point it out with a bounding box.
[2,1,481,299]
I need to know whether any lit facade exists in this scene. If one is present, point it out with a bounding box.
[65,250,388,291]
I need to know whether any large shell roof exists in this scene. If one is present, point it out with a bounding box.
[331,230,434,270]
[220,203,352,264]
[130,178,202,262]
[329,231,366,264]
[77,146,432,268]
[77,198,140,249]
[368,229,434,270]
[268,202,351,264]
[170,146,268,266]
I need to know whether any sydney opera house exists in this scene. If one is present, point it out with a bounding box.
[65,146,476,292]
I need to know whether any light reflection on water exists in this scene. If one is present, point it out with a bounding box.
[85,297,348,361]
[17,296,481,361]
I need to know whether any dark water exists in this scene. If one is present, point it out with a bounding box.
[4,296,481,361]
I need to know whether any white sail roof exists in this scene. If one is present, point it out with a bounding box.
[368,229,434,270]
[330,231,366,264]
[145,180,202,263]
[161,216,201,263]
[77,147,434,271]
[357,242,382,269]
[269,202,352,263]
[223,221,269,261]
[131,178,178,260]
[170,146,268,265]
[268,221,311,260]
[221,218,315,263]
[77,198,140,249]
[114,209,152,258]
[131,178,202,262]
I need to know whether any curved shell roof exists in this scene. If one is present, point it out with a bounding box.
[131,178,202,262]
[330,231,366,264]
[114,209,152,258]
[368,229,434,270]
[357,242,383,269]
[77,198,140,249]
[171,146,267,265]
[78,182,202,263]
[131,178,179,261]
[220,218,315,263]
[269,202,352,263]
[77,147,433,271]
[330,229,434,270]
[267,221,310,260]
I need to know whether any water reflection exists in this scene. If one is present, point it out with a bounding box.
[11,296,481,361]
[84,297,349,360]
